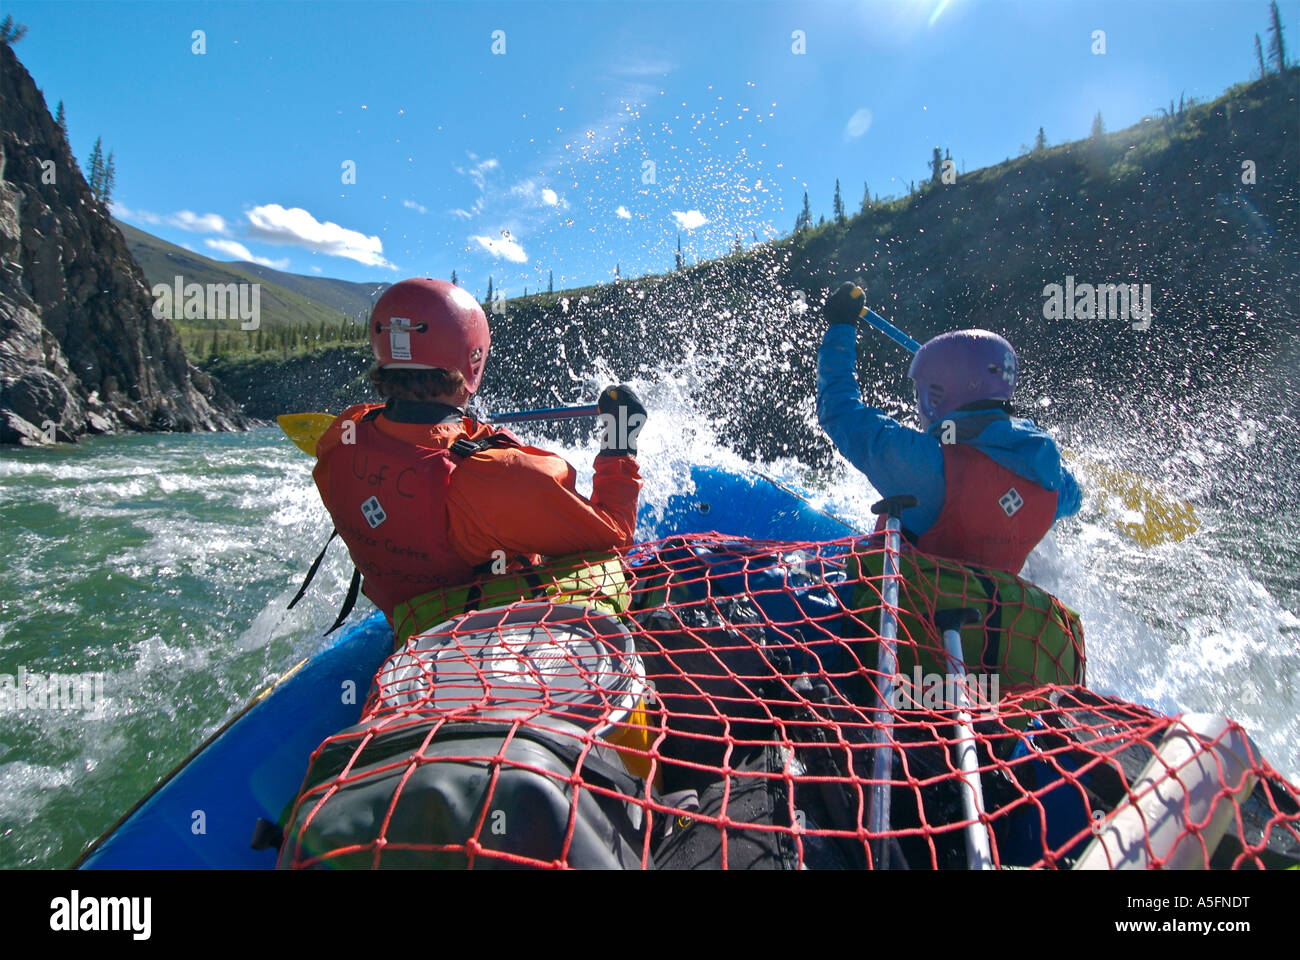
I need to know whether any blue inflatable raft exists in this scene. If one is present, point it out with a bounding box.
[74,464,855,869]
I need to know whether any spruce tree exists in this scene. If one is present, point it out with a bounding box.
[485,276,493,304]
[832,179,845,225]
[1090,112,1105,139]
[450,269,458,285]
[675,235,683,270]
[102,151,116,205]
[1034,127,1047,151]
[55,101,67,140]
[930,147,943,183]
[88,137,104,198]
[1268,1,1288,70]
[0,16,28,45]
[547,270,554,293]
[860,181,870,214]
[1255,33,1269,77]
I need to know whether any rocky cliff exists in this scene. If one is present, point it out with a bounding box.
[0,42,246,445]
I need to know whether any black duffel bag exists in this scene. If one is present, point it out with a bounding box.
[277,717,653,869]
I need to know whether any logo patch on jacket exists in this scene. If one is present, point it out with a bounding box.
[998,488,1024,517]
[361,496,387,528]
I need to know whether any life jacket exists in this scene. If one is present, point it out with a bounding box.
[392,552,631,647]
[875,442,1058,574]
[846,542,1085,699]
[313,404,520,619]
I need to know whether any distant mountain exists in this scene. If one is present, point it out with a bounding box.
[115,219,387,327]
[230,261,388,323]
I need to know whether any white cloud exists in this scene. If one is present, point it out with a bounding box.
[509,178,567,210]
[167,210,228,233]
[455,154,500,190]
[204,238,290,270]
[845,108,873,139]
[112,203,161,225]
[471,234,528,263]
[615,205,632,219]
[112,204,227,233]
[611,56,676,78]
[671,209,708,230]
[309,265,323,274]
[450,208,473,220]
[402,199,427,214]
[243,203,394,269]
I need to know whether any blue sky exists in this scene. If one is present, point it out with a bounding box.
[8,0,1294,298]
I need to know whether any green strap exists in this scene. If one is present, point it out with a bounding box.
[393,552,630,645]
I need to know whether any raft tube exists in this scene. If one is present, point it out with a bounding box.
[74,464,853,869]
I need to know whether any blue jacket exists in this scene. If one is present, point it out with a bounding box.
[816,324,1081,536]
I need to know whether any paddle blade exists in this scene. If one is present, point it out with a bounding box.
[277,413,336,457]
[1068,454,1200,547]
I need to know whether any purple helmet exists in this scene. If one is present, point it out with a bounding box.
[908,329,1017,429]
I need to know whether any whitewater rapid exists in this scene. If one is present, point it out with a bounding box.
[0,413,1295,868]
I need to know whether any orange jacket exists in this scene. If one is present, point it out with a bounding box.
[313,404,641,615]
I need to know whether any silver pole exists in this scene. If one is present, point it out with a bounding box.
[867,495,916,869]
[936,607,994,869]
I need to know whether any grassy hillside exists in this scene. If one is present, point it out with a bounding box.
[230,261,386,323]
[115,219,382,356]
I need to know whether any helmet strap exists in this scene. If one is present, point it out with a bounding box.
[957,399,1013,415]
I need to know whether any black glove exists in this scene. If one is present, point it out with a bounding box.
[824,281,867,326]
[596,384,647,457]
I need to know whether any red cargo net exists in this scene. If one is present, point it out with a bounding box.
[279,533,1300,870]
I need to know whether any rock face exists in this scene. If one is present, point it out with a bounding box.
[0,42,246,445]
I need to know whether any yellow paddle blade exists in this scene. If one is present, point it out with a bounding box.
[1065,453,1200,547]
[276,413,336,457]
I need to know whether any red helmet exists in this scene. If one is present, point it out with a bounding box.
[369,278,490,392]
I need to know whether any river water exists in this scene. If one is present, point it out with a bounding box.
[0,411,1297,868]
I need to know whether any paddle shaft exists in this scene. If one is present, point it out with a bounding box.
[861,307,922,353]
[487,403,600,425]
